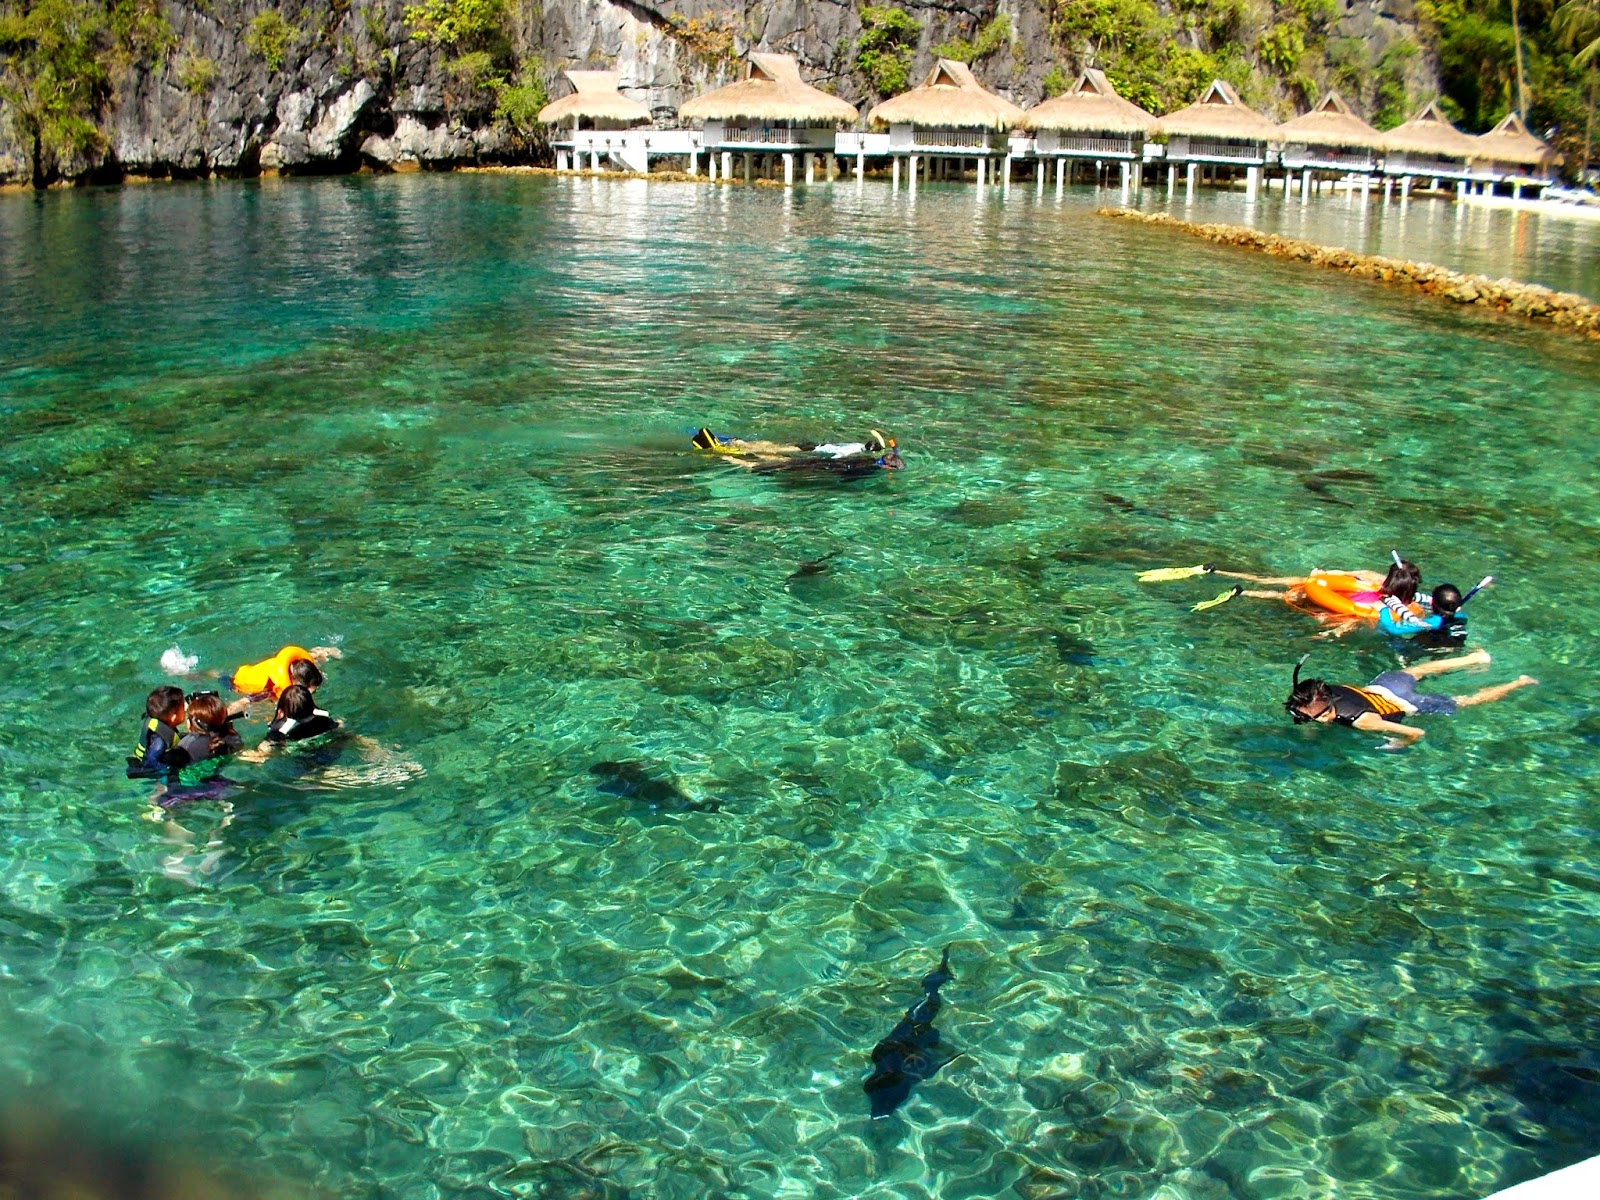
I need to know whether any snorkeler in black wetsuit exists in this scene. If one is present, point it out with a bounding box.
[262,685,341,746]
[1284,650,1536,745]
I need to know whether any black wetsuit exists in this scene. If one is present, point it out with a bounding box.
[175,730,244,766]
[265,710,340,744]
[1324,684,1410,727]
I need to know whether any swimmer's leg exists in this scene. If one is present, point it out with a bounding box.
[1453,676,1538,707]
[1406,649,1492,679]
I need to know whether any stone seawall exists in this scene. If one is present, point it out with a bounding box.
[1100,208,1600,342]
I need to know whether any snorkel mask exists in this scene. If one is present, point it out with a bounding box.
[1286,654,1317,724]
[868,429,904,469]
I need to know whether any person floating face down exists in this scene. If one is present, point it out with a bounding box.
[1284,650,1536,745]
[1379,582,1470,648]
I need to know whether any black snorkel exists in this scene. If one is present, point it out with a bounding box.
[1286,653,1316,723]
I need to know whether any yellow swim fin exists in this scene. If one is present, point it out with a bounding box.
[1191,585,1243,612]
[1137,564,1214,583]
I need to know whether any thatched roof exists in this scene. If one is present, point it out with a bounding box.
[677,53,858,124]
[1157,80,1277,141]
[1474,111,1556,167]
[1276,90,1381,149]
[1383,100,1479,159]
[866,60,1025,131]
[537,71,652,125]
[1020,69,1156,134]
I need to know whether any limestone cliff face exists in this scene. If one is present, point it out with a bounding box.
[0,0,1434,186]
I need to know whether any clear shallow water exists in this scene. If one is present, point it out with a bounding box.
[1,174,1599,1199]
[1128,179,1600,299]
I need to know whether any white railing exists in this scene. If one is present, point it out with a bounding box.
[1039,132,1140,156]
[1282,145,1375,169]
[1384,154,1475,179]
[912,128,991,149]
[1170,137,1265,163]
[721,125,802,145]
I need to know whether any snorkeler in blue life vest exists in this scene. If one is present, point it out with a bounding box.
[1378,581,1476,648]
[691,428,904,476]
[128,686,187,778]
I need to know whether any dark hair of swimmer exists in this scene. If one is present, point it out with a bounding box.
[1381,559,1421,604]
[145,685,184,722]
[1284,655,1331,723]
[288,657,324,690]
[185,691,236,754]
[1431,583,1463,615]
[274,684,318,722]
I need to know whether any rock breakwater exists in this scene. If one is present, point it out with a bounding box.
[1101,208,1600,341]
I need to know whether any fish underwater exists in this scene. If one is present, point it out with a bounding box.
[863,947,958,1118]
[589,761,720,813]
[786,551,840,585]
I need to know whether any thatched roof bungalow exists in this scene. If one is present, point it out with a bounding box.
[1382,100,1482,179]
[1277,91,1383,171]
[1472,111,1557,183]
[678,53,857,154]
[537,71,651,131]
[1021,69,1155,160]
[867,60,1024,157]
[1157,80,1277,165]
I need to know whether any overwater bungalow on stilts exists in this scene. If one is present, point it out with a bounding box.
[1157,80,1277,198]
[1275,91,1383,201]
[677,53,858,186]
[1472,112,1558,198]
[538,71,654,173]
[1381,100,1486,199]
[1020,69,1156,196]
[863,60,1025,191]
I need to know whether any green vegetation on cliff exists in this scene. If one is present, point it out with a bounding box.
[0,0,172,180]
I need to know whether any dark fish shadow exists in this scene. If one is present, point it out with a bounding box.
[864,947,959,1118]
[786,551,840,585]
[1299,469,1375,509]
[589,761,721,813]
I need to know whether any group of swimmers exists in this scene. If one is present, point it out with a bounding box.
[128,645,342,788]
[1147,555,1536,746]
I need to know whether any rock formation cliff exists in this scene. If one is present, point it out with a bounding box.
[0,0,1437,186]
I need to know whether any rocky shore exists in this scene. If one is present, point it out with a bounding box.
[1101,207,1600,341]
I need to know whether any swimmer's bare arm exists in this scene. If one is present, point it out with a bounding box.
[1351,713,1425,741]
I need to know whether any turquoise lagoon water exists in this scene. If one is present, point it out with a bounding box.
[2,174,1599,1199]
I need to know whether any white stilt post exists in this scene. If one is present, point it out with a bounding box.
[784,154,794,187]
[892,156,900,190]
[1300,169,1310,201]
[721,151,732,180]
[1055,157,1064,197]
[803,153,812,185]
[1036,160,1044,194]
[1167,165,1176,196]
[1120,161,1129,191]
[1003,154,1012,188]
[856,152,864,183]
[1401,175,1412,201]
[1360,175,1370,202]
[909,155,919,194]
[1246,165,1259,198]
[977,157,986,187]
[1185,162,1196,197]
[1457,179,1467,200]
